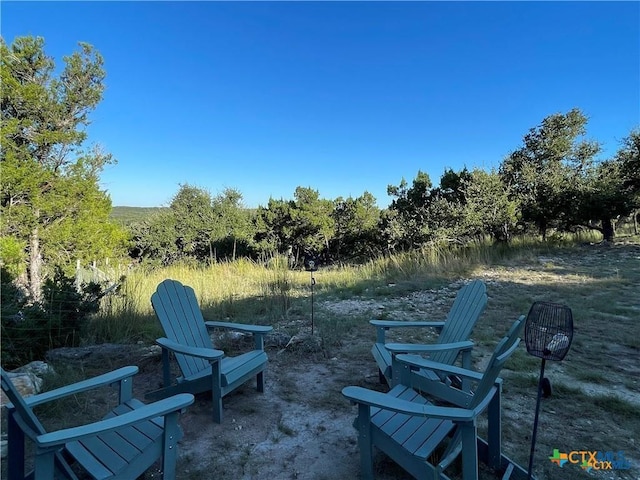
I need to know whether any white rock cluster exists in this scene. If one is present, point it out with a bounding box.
[1,361,54,459]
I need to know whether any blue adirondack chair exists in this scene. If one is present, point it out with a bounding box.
[370,279,487,387]
[344,316,527,480]
[1,365,193,480]
[146,279,273,423]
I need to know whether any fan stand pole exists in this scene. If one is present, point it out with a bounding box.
[310,272,316,335]
[527,357,547,480]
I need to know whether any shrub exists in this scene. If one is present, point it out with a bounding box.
[1,269,102,368]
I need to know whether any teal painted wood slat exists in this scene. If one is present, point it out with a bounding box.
[64,441,114,480]
[370,385,421,429]
[431,280,486,366]
[2,366,193,480]
[401,417,445,454]
[149,279,272,423]
[221,351,267,387]
[346,316,525,480]
[153,283,210,378]
[413,419,456,458]
[375,387,427,436]
[390,415,432,446]
[97,431,140,462]
[77,437,128,474]
[371,280,487,387]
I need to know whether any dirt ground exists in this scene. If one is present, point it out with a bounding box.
[132,297,639,479]
[124,335,385,480]
[136,330,638,480]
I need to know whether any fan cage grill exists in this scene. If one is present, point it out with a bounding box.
[524,301,574,361]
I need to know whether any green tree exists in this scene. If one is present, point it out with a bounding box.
[387,169,470,248]
[291,187,335,259]
[1,36,127,301]
[130,209,180,265]
[386,171,434,249]
[254,187,335,265]
[332,192,380,260]
[462,169,518,242]
[579,160,631,240]
[254,198,296,259]
[130,184,218,264]
[618,129,640,192]
[437,167,472,204]
[378,208,404,254]
[426,168,471,243]
[169,184,216,260]
[211,188,255,261]
[573,128,640,240]
[500,108,600,239]
[618,128,640,233]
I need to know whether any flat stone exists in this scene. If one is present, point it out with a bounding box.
[13,360,54,378]
[1,371,41,405]
[46,343,161,367]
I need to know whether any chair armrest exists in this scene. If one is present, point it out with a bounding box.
[395,354,484,381]
[36,394,195,448]
[204,321,273,334]
[386,340,474,354]
[156,337,224,360]
[341,386,474,421]
[22,366,139,409]
[370,320,445,330]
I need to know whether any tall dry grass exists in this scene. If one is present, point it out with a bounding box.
[84,231,609,344]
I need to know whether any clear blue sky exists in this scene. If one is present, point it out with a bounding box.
[3,1,639,208]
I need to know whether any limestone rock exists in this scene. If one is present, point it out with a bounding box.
[46,343,161,367]
[1,370,42,405]
[13,360,54,378]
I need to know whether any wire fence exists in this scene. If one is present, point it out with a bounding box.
[1,259,132,368]
[74,259,131,293]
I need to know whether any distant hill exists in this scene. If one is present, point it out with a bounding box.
[110,206,167,225]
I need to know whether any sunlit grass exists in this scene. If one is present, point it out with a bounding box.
[84,232,638,352]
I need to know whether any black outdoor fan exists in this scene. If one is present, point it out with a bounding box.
[524,301,574,480]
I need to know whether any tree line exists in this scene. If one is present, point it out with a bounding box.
[2,36,640,306]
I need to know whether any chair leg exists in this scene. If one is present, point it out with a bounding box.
[356,404,374,480]
[34,451,56,480]
[460,422,479,480]
[7,413,25,480]
[211,362,223,424]
[487,385,502,470]
[257,371,265,393]
[161,412,180,480]
[162,348,172,388]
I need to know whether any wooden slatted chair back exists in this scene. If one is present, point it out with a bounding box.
[433,280,487,365]
[469,316,524,409]
[152,279,215,379]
